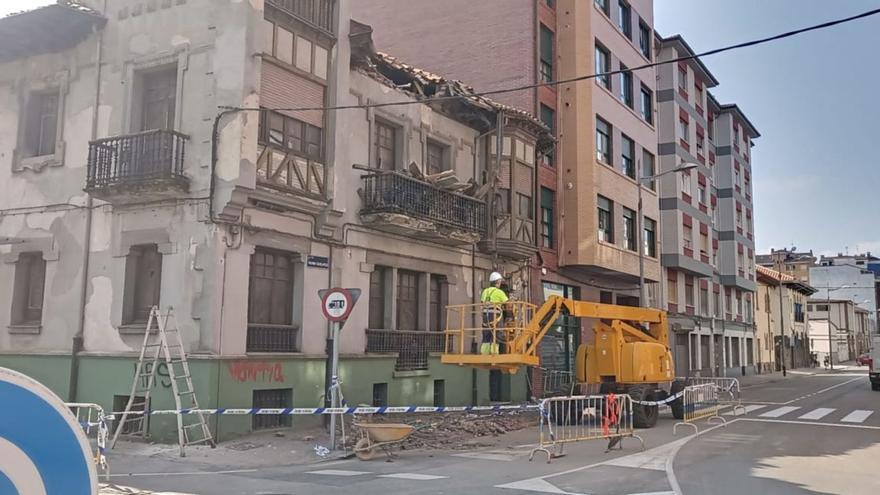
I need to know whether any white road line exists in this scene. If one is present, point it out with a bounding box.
[305,469,372,476]
[108,469,258,477]
[759,406,800,418]
[738,418,880,430]
[378,473,448,480]
[840,410,874,423]
[798,408,835,420]
[452,452,516,461]
[724,404,766,416]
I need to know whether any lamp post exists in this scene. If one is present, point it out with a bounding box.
[637,163,698,307]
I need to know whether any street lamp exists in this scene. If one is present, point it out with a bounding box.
[637,163,698,308]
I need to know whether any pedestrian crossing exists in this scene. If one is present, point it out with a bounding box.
[726,405,876,424]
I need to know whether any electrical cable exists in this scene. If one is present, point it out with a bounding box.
[227,7,880,114]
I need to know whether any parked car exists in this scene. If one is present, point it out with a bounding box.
[857,353,872,366]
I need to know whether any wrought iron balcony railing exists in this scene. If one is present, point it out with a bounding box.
[267,0,336,34]
[365,329,444,371]
[246,324,299,353]
[360,171,487,235]
[86,129,188,190]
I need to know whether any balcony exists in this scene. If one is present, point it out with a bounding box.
[267,0,336,34]
[365,329,444,372]
[359,171,487,245]
[85,130,189,202]
[246,324,299,353]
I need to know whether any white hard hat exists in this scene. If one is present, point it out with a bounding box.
[489,272,504,283]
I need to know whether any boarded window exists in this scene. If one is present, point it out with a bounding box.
[248,248,294,326]
[139,67,177,131]
[426,140,448,175]
[368,267,386,329]
[24,92,58,157]
[375,120,396,170]
[396,270,419,330]
[11,252,46,325]
[429,275,448,332]
[123,245,163,324]
[252,389,292,430]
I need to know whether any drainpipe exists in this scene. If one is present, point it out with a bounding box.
[472,126,492,406]
[69,0,106,402]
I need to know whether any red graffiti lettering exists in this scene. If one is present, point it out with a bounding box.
[227,361,285,383]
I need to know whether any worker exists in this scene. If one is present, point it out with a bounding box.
[480,272,509,355]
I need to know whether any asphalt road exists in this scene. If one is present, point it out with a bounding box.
[107,370,880,495]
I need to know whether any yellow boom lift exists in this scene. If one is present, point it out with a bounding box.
[441,295,684,427]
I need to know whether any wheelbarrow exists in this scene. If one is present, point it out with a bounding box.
[352,422,415,461]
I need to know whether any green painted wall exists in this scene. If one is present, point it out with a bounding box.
[0,353,528,442]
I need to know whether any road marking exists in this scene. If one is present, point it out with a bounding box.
[496,477,584,494]
[701,433,761,445]
[760,406,800,418]
[452,452,517,461]
[378,473,448,480]
[724,404,766,416]
[305,469,371,476]
[840,410,874,423]
[798,408,835,420]
[738,418,880,430]
[108,469,259,477]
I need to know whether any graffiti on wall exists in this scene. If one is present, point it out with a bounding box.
[134,362,172,389]
[227,361,285,383]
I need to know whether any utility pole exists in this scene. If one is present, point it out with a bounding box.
[778,279,787,376]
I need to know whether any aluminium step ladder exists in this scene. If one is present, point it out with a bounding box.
[110,306,215,456]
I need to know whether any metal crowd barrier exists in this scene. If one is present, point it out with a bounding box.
[672,384,726,435]
[67,402,111,480]
[539,368,575,398]
[676,376,746,415]
[530,394,644,463]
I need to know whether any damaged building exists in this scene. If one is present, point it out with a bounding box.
[0,0,550,440]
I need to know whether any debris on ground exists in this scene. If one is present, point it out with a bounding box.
[345,411,537,451]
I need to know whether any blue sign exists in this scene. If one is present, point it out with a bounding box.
[0,367,97,495]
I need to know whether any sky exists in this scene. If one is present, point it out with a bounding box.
[654,0,880,257]
[3,0,878,257]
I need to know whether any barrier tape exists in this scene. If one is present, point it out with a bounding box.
[108,404,540,416]
[629,389,687,406]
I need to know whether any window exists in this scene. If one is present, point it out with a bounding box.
[700,287,709,315]
[540,105,555,166]
[617,1,632,38]
[679,118,689,142]
[621,134,635,178]
[678,66,687,92]
[738,251,745,271]
[620,66,633,108]
[696,133,705,154]
[695,83,704,107]
[138,67,177,131]
[642,150,655,190]
[622,207,636,251]
[685,277,695,307]
[736,209,743,228]
[540,187,555,248]
[372,383,388,407]
[598,195,613,242]
[517,193,533,219]
[123,245,163,324]
[23,92,59,157]
[667,277,678,304]
[680,172,692,196]
[396,270,419,330]
[429,276,448,331]
[433,379,445,407]
[261,110,323,161]
[643,217,656,257]
[735,168,742,189]
[368,268,386,329]
[640,86,653,123]
[638,22,651,59]
[746,215,753,234]
[540,24,554,83]
[295,35,312,73]
[11,252,46,326]
[375,120,397,170]
[595,0,609,15]
[248,248,294,327]
[708,113,715,140]
[595,44,610,89]
[683,224,693,250]
[596,117,611,164]
[714,291,721,316]
[698,184,707,204]
[700,231,709,255]
[726,289,732,314]
[426,140,448,175]
[794,302,805,323]
[252,389,292,430]
[736,291,743,315]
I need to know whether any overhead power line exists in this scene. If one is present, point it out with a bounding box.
[231,6,880,114]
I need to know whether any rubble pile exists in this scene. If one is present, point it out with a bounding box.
[406,162,490,199]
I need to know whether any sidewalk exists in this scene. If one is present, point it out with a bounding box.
[738,361,861,388]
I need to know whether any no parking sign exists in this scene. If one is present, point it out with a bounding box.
[0,367,97,495]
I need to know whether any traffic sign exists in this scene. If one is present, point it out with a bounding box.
[0,367,97,495]
[319,288,361,322]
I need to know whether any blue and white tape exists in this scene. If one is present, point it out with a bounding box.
[630,389,686,406]
[111,404,540,416]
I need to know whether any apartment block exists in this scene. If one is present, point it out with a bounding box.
[756,248,817,283]
[756,266,816,372]
[352,0,662,386]
[810,259,878,332]
[808,299,871,364]
[0,0,550,440]
[656,35,760,377]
